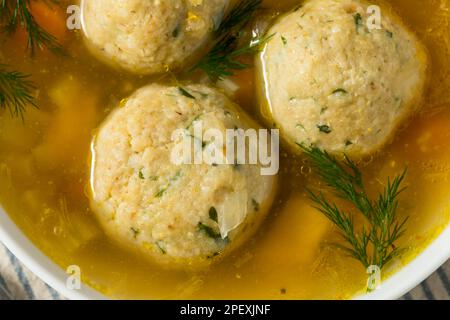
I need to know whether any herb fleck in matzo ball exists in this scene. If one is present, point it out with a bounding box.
[257,0,428,157]
[90,83,277,269]
[81,0,229,74]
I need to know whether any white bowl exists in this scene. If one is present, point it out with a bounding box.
[1,205,449,300]
[0,206,103,300]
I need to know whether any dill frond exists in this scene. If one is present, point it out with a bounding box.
[193,0,266,81]
[0,64,37,120]
[215,0,262,35]
[299,144,408,270]
[195,33,273,81]
[0,0,63,55]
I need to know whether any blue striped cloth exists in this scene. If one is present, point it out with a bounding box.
[0,241,448,300]
[0,243,63,300]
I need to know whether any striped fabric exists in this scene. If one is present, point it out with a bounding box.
[0,243,62,300]
[402,263,450,300]
[0,242,448,300]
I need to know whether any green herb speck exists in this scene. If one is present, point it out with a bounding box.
[155,171,182,198]
[207,252,220,259]
[252,198,260,212]
[156,241,166,254]
[354,13,363,30]
[178,87,196,99]
[317,124,332,134]
[155,188,167,198]
[131,227,140,239]
[293,4,302,12]
[209,207,218,223]
[332,88,348,95]
[186,114,202,129]
[202,141,210,149]
[172,25,180,38]
[198,222,222,240]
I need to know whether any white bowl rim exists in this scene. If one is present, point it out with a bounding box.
[359,223,450,300]
[0,206,104,300]
[0,205,449,300]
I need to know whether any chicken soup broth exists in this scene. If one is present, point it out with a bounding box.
[0,0,449,299]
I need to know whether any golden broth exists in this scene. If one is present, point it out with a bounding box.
[1,0,450,299]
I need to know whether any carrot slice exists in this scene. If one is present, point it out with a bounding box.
[11,0,68,52]
[29,0,67,41]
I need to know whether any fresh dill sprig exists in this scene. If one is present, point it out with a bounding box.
[298,144,408,270]
[215,0,262,35]
[0,0,63,55]
[193,0,266,81]
[195,34,273,81]
[0,1,62,119]
[0,64,37,120]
